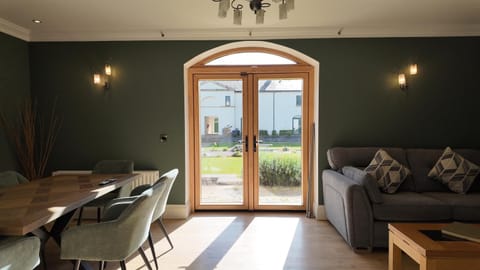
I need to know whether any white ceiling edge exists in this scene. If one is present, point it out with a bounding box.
[1,17,479,42]
[0,18,30,41]
[28,25,480,42]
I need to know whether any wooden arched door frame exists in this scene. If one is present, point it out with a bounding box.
[184,41,320,216]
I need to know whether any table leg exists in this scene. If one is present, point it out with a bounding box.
[49,210,77,244]
[389,231,403,270]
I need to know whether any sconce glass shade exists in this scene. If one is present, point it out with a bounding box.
[105,64,112,76]
[279,3,287,19]
[409,64,418,75]
[256,9,265,24]
[233,9,242,25]
[218,0,229,18]
[286,0,295,11]
[398,73,407,89]
[93,74,101,84]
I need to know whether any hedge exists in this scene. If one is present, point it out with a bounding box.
[259,153,301,186]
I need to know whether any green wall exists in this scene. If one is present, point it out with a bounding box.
[0,32,30,171]
[28,37,480,204]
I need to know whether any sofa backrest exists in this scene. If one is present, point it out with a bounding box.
[326,147,415,192]
[406,148,480,193]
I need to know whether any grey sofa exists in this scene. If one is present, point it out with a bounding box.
[322,147,480,251]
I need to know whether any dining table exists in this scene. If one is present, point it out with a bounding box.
[0,173,139,270]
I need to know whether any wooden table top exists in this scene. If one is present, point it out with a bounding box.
[0,173,138,236]
[389,223,480,258]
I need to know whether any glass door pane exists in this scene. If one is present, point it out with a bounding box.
[198,79,245,205]
[256,78,303,206]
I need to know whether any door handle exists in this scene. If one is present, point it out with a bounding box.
[238,136,248,152]
[253,135,258,152]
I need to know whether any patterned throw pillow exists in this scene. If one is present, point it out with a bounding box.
[364,149,411,194]
[428,147,480,194]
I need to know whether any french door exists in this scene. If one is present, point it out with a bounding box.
[192,69,311,210]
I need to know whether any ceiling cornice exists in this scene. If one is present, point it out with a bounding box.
[0,18,30,41]
[29,25,480,42]
[1,17,479,42]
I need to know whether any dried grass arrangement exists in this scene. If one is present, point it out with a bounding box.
[0,98,62,180]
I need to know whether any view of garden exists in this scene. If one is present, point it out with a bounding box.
[200,135,302,205]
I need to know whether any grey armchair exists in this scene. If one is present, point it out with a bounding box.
[0,236,40,270]
[61,186,163,270]
[77,160,134,225]
[130,168,179,269]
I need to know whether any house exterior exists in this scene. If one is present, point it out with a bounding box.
[199,79,302,137]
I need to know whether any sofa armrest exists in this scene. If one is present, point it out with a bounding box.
[322,169,374,251]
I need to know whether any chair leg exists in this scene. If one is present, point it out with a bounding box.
[157,218,173,249]
[120,260,127,270]
[99,260,105,270]
[41,246,48,270]
[77,207,84,225]
[74,260,81,270]
[96,207,101,223]
[138,247,153,270]
[147,232,158,269]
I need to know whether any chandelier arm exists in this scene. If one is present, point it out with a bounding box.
[232,0,244,10]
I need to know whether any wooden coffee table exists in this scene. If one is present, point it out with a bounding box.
[388,223,480,270]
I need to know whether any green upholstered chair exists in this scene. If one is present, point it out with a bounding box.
[61,185,164,270]
[77,160,134,225]
[0,236,41,270]
[130,168,179,269]
[0,171,46,269]
[0,170,29,188]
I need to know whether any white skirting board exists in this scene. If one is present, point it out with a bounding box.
[316,205,327,220]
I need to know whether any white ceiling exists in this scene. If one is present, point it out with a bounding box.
[0,0,479,41]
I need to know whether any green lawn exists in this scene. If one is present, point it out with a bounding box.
[201,152,301,176]
[201,157,243,175]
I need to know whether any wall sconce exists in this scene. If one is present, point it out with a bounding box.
[93,64,112,89]
[398,73,407,90]
[409,64,418,75]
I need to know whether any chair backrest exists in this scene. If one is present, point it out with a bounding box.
[93,160,134,174]
[0,236,40,269]
[0,171,29,188]
[114,187,163,258]
[152,169,179,221]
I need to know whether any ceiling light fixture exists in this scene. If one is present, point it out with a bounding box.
[213,0,294,25]
[32,19,42,24]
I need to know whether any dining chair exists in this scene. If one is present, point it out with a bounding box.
[130,168,179,269]
[61,185,163,270]
[0,236,41,270]
[0,171,48,269]
[0,170,29,188]
[77,160,134,225]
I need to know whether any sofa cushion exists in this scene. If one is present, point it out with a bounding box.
[342,166,383,204]
[428,147,480,194]
[327,147,415,191]
[407,148,480,193]
[406,149,450,192]
[365,149,411,194]
[372,192,451,221]
[424,192,480,221]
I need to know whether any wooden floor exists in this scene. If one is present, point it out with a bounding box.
[43,212,418,270]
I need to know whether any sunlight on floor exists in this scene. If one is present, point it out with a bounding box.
[141,215,300,269]
[217,216,299,269]
[152,216,238,269]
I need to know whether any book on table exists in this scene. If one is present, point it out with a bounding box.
[441,222,480,243]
